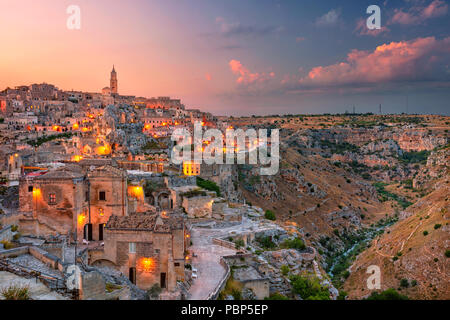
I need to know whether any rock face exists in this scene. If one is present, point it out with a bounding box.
[182,195,213,219]
[281,169,327,199]
[262,248,316,271]
[413,147,449,189]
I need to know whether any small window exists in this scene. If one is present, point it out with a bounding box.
[28,186,33,192]
[129,242,136,253]
[99,191,106,201]
[49,193,56,204]
[174,263,180,267]
[99,208,104,216]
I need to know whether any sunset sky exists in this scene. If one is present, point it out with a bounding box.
[1,0,449,115]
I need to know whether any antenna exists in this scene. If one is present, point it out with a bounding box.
[406,95,409,114]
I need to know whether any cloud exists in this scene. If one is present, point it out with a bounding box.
[315,9,341,27]
[205,73,212,81]
[291,37,450,89]
[354,18,390,37]
[215,17,283,37]
[390,0,448,25]
[229,60,275,85]
[296,37,306,43]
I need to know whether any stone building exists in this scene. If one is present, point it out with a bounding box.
[110,65,118,95]
[18,164,128,241]
[89,212,187,292]
[86,165,128,241]
[0,146,23,184]
[19,165,87,237]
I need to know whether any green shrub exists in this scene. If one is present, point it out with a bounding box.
[264,210,276,221]
[148,284,162,298]
[0,240,14,250]
[281,237,306,250]
[400,279,409,288]
[234,239,245,250]
[11,225,18,232]
[265,292,289,300]
[445,250,450,258]
[281,265,290,276]
[196,177,221,196]
[423,231,429,236]
[290,275,330,300]
[337,291,348,300]
[434,224,442,230]
[366,288,408,300]
[257,236,276,249]
[231,288,242,300]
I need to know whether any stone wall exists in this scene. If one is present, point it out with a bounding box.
[96,228,184,292]
[182,196,213,219]
[79,271,106,300]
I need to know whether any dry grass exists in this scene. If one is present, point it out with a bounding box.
[1,285,31,300]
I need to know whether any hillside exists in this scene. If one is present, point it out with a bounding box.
[343,176,449,300]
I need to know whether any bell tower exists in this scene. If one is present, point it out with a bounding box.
[110,65,118,95]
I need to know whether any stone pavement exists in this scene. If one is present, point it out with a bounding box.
[187,217,274,300]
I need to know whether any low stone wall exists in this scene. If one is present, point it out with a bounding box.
[300,246,316,261]
[206,257,230,300]
[0,225,13,242]
[0,246,29,258]
[222,253,253,266]
[212,238,236,250]
[29,246,66,273]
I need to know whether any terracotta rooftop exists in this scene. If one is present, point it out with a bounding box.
[106,213,184,233]
[35,165,84,180]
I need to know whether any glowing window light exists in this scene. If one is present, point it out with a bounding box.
[139,257,155,272]
[77,214,86,225]
[71,155,83,162]
[32,188,41,199]
[128,186,144,199]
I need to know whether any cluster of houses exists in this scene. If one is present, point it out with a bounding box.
[0,67,246,297]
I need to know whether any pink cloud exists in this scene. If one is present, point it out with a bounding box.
[229,60,275,85]
[296,36,306,43]
[297,37,450,88]
[205,73,212,81]
[354,18,390,37]
[390,0,448,25]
